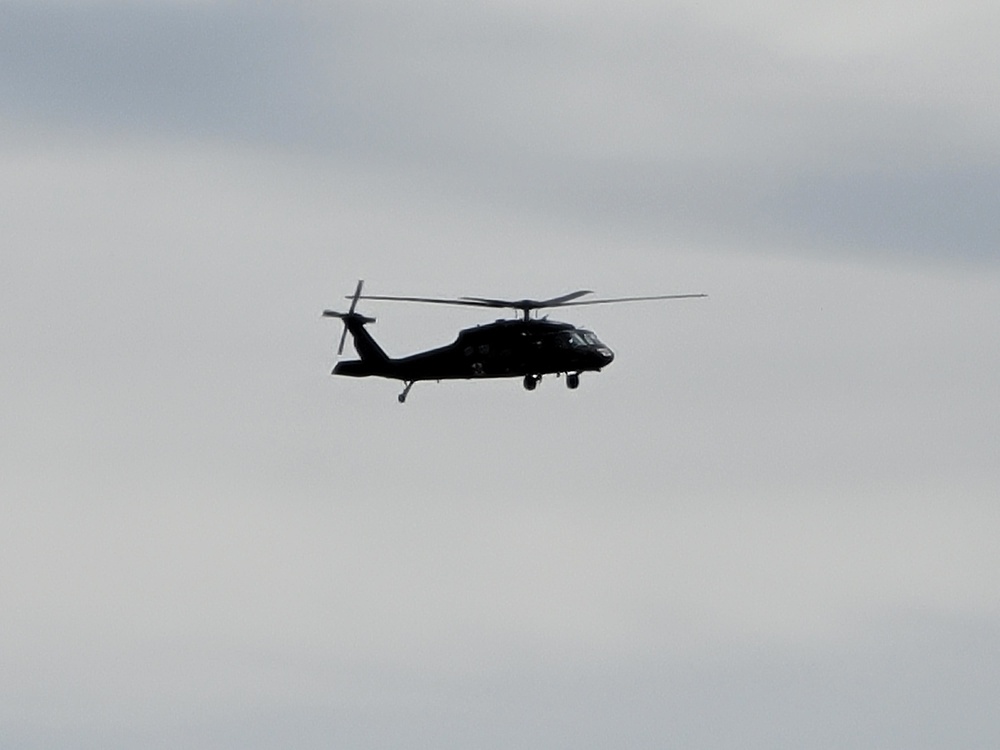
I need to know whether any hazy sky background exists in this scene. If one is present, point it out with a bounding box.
[2,1,999,747]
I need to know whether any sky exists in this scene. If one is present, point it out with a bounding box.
[2,1,999,747]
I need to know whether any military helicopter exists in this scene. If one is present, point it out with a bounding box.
[323,280,705,402]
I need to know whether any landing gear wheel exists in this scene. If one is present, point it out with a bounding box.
[566,372,580,389]
[523,374,540,391]
[398,381,415,403]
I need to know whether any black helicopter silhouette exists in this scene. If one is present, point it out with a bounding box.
[323,280,705,402]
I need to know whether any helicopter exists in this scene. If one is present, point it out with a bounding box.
[323,280,706,402]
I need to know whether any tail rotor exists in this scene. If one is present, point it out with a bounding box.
[322,280,375,356]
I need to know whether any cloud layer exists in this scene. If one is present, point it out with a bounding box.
[3,1,998,255]
[3,2,999,747]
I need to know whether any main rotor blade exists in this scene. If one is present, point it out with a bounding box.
[460,290,594,309]
[350,290,706,314]
[535,289,595,306]
[353,290,596,311]
[555,293,707,307]
[353,294,498,308]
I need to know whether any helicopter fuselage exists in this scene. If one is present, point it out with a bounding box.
[333,317,614,383]
[324,280,703,401]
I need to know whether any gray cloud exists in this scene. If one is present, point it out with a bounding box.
[3,1,997,258]
[3,4,1000,748]
[0,3,317,141]
[5,607,999,748]
[778,164,1000,260]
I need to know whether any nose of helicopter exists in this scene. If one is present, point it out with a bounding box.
[595,346,614,367]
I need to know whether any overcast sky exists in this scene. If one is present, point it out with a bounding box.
[2,1,999,748]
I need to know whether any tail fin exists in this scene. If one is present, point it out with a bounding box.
[322,280,392,376]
